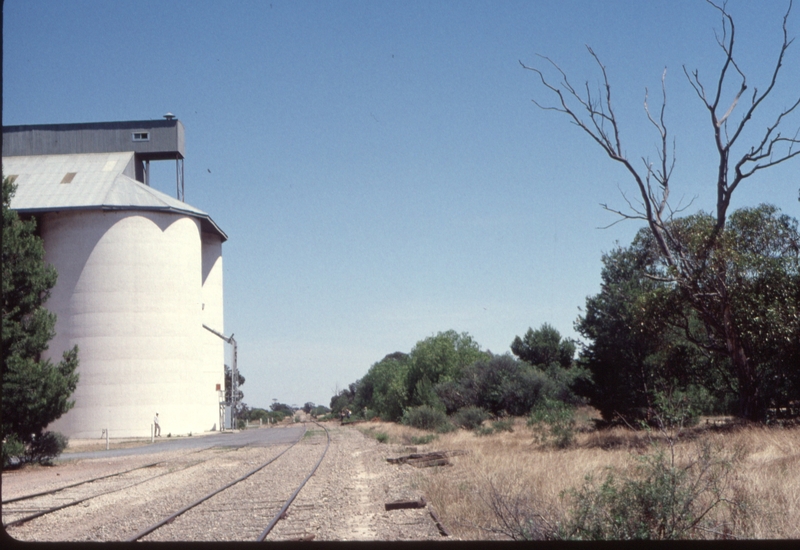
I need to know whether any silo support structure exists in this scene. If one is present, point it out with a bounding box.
[202,324,238,428]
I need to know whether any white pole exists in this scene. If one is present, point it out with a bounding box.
[106,429,109,450]
[151,424,154,443]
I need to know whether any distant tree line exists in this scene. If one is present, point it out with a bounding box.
[244,401,299,425]
[330,326,587,425]
[330,204,799,428]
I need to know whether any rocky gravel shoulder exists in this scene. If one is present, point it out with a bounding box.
[268,424,451,541]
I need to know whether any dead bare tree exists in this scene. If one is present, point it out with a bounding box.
[522,1,800,420]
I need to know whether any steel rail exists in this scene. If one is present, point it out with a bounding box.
[3,443,259,529]
[256,422,331,541]
[126,424,308,542]
[2,460,167,505]
[2,445,216,506]
[2,457,217,529]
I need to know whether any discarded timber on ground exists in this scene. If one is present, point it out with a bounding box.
[384,497,451,537]
[427,505,451,537]
[386,450,468,468]
[385,497,427,511]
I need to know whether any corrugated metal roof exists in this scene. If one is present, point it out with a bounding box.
[3,152,227,241]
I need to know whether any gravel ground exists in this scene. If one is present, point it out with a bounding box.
[2,423,454,542]
[266,425,447,541]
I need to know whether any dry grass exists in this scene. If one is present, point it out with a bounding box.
[63,437,154,453]
[360,410,800,540]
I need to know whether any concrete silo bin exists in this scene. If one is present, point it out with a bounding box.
[3,148,228,439]
[42,210,214,438]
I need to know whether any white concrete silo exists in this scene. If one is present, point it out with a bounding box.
[200,229,226,431]
[3,127,229,438]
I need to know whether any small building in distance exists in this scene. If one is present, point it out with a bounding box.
[3,118,228,438]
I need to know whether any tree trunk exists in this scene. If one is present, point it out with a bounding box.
[723,303,760,421]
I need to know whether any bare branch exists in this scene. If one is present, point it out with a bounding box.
[521,52,676,266]
[705,0,748,118]
[598,208,647,224]
[725,0,796,150]
[731,95,800,187]
[643,272,678,283]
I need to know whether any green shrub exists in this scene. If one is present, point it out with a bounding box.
[401,405,449,431]
[437,354,550,416]
[2,434,25,468]
[436,353,587,417]
[492,418,515,433]
[475,425,495,436]
[652,385,715,428]
[375,432,389,443]
[560,441,748,540]
[410,434,437,445]
[27,431,68,465]
[453,406,489,430]
[435,420,458,433]
[528,398,576,448]
[248,408,271,423]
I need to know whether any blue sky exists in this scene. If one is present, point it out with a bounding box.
[4,1,799,410]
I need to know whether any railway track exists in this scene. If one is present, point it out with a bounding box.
[133,422,330,542]
[3,423,331,542]
[2,447,227,528]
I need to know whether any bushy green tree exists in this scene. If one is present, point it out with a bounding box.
[354,353,410,421]
[720,205,800,417]
[343,330,590,425]
[2,177,79,447]
[577,231,735,424]
[577,239,678,422]
[524,0,800,420]
[641,205,800,420]
[436,354,544,416]
[270,401,293,415]
[329,381,358,415]
[248,408,271,422]
[511,323,575,368]
[437,353,588,417]
[578,205,800,422]
[405,330,487,410]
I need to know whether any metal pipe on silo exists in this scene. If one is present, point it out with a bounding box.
[202,325,238,427]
